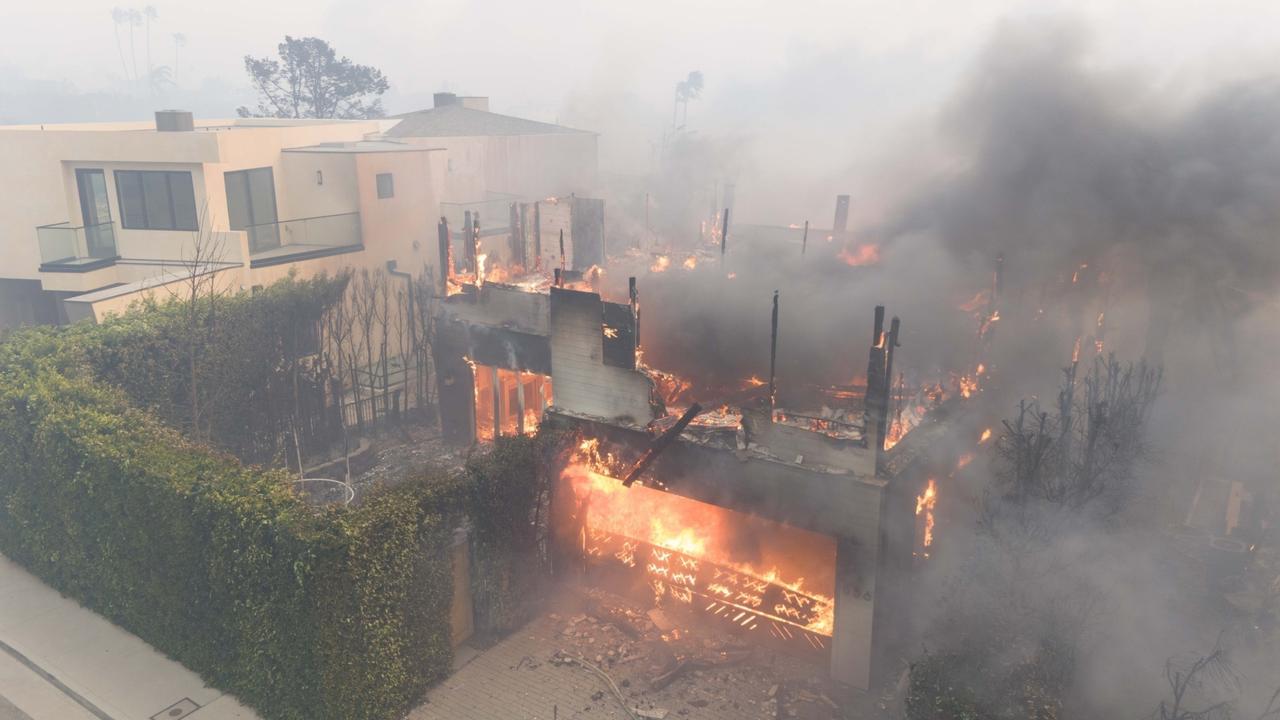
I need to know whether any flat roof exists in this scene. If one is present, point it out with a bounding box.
[387,104,593,138]
[283,140,444,154]
[0,117,382,133]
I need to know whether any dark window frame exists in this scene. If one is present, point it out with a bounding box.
[376,172,395,199]
[113,170,199,231]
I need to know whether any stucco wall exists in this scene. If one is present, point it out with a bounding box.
[280,152,360,221]
[354,149,446,276]
[0,121,377,285]
[402,132,597,203]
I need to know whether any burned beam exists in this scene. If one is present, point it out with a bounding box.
[437,217,451,294]
[877,316,901,467]
[463,210,476,273]
[534,201,543,269]
[621,403,703,487]
[720,207,731,257]
[768,290,780,412]
[801,220,809,256]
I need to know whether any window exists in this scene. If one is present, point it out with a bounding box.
[376,173,394,199]
[114,170,198,231]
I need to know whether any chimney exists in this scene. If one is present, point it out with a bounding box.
[433,92,459,108]
[833,195,850,234]
[155,110,194,132]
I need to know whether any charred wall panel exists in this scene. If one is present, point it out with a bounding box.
[549,288,655,424]
[570,197,605,270]
[468,325,552,376]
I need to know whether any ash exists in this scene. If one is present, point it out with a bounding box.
[413,586,895,720]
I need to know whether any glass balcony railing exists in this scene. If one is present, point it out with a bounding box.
[37,221,119,269]
[441,196,522,238]
[246,212,362,262]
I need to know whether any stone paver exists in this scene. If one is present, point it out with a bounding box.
[0,554,259,720]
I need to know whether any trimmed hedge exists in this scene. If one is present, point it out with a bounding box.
[463,435,548,635]
[0,313,458,719]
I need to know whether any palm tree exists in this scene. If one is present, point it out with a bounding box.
[144,6,158,93]
[110,8,131,82]
[673,71,704,129]
[173,33,186,86]
[127,8,142,90]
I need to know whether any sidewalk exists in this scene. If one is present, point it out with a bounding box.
[0,554,259,720]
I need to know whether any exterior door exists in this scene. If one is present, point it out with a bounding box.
[225,167,280,252]
[75,169,115,258]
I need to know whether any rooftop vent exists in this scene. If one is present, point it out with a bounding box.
[433,92,459,108]
[155,110,194,132]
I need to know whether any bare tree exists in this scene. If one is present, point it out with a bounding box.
[991,354,1162,526]
[164,204,229,440]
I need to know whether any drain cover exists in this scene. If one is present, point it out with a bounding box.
[151,698,199,720]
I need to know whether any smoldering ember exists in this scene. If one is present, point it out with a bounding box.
[1,11,1280,720]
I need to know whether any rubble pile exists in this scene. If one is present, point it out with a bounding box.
[533,589,848,720]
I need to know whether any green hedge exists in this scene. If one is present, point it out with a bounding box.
[463,434,548,635]
[0,331,458,719]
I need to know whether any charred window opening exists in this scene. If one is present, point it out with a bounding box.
[601,301,636,369]
[471,363,552,441]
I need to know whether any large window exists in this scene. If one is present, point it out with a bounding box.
[114,170,198,231]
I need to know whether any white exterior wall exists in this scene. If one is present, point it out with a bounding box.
[402,132,597,203]
[280,153,361,221]
[353,149,447,276]
[0,120,379,285]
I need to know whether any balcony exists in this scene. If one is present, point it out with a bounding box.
[246,212,363,268]
[37,221,119,272]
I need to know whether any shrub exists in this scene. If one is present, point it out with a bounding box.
[0,305,457,720]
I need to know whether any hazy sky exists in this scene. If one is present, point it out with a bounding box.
[5,0,1280,121]
[4,0,1280,223]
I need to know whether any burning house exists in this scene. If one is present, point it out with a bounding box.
[432,213,966,691]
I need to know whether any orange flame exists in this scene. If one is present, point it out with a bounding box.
[916,478,938,550]
[564,441,836,636]
[837,243,880,267]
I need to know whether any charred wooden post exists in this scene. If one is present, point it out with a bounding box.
[437,217,451,294]
[865,306,888,458]
[554,268,563,288]
[720,207,731,257]
[516,369,526,435]
[509,202,521,269]
[534,201,543,269]
[473,212,482,277]
[491,366,502,439]
[622,403,703,487]
[559,229,567,275]
[629,276,640,349]
[519,205,528,269]
[463,210,476,273]
[768,290,780,413]
[877,316,901,468]
[801,220,809,255]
